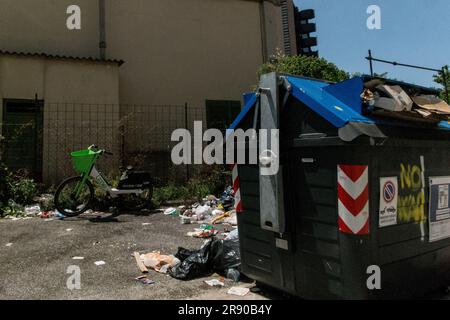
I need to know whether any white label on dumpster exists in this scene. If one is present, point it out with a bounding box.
[379,177,398,227]
[429,176,450,242]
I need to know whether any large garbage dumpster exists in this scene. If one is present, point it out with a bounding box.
[229,72,450,299]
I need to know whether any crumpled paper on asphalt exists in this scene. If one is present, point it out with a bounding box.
[140,251,180,274]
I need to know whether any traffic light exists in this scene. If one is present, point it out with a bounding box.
[294,8,318,57]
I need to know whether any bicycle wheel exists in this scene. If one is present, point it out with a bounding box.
[54,176,94,217]
[119,187,153,212]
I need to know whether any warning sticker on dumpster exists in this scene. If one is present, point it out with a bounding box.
[429,176,450,242]
[379,177,398,227]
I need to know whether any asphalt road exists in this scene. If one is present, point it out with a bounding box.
[1,211,448,300]
[0,211,269,300]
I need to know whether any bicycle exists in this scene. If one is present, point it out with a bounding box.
[54,145,153,217]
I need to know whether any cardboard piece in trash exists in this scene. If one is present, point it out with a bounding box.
[375,85,413,112]
[412,95,450,114]
[227,287,250,296]
[134,251,148,273]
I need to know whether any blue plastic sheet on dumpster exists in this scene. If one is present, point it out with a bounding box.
[229,75,450,132]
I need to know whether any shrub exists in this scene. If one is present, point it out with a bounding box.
[151,165,228,206]
[0,156,39,215]
[9,176,39,205]
[0,161,10,207]
[258,50,349,83]
[152,184,189,206]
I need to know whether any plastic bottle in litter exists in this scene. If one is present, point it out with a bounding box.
[226,268,240,282]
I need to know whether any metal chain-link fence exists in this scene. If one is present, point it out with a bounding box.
[0,102,205,186]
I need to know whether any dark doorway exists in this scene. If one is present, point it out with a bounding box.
[2,99,43,180]
[206,100,241,132]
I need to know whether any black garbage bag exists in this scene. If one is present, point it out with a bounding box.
[169,237,241,281]
[169,239,214,280]
[210,238,241,273]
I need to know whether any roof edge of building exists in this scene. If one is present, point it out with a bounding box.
[0,50,124,66]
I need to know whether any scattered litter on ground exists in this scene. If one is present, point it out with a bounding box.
[227,286,250,296]
[7,216,25,221]
[142,223,151,226]
[225,228,238,241]
[211,210,236,225]
[212,209,224,216]
[204,279,225,287]
[94,261,106,266]
[54,211,66,219]
[24,204,41,217]
[164,207,178,216]
[223,211,237,226]
[38,210,66,220]
[187,224,218,238]
[66,228,73,232]
[180,215,192,224]
[192,205,212,221]
[135,275,155,285]
[39,211,52,219]
[72,256,84,260]
[5,243,13,247]
[134,251,148,273]
[138,251,180,274]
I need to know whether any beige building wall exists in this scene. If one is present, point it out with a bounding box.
[0,0,286,107]
[0,55,120,184]
[0,0,289,181]
[0,0,100,57]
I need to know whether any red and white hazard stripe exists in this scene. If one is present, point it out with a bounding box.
[337,165,369,235]
[230,164,243,212]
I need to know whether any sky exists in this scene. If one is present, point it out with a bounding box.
[293,0,450,88]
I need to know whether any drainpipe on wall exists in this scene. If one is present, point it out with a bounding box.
[98,0,107,60]
[259,1,268,63]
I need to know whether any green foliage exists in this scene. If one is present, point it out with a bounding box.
[8,175,39,205]
[258,50,349,83]
[0,151,39,216]
[152,165,228,206]
[152,184,189,207]
[433,66,450,103]
[186,179,210,200]
[2,200,24,217]
[0,162,9,207]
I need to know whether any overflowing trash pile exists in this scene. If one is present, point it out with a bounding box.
[361,78,450,123]
[135,236,241,283]
[135,186,242,284]
[162,186,238,239]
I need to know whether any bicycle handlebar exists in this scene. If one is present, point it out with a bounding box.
[88,145,113,156]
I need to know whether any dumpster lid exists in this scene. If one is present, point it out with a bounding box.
[229,74,450,141]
